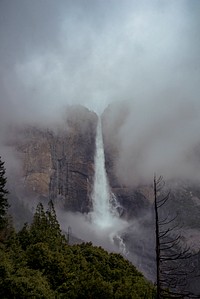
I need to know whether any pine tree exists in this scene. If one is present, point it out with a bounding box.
[29,203,48,244]
[46,200,67,249]
[28,201,66,249]
[46,200,61,234]
[0,156,9,231]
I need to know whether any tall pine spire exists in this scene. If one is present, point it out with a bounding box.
[0,156,9,230]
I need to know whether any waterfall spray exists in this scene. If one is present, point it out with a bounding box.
[91,117,128,255]
[91,119,114,228]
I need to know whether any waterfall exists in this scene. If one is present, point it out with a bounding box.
[91,117,128,255]
[91,119,114,227]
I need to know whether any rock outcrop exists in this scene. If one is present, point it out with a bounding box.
[10,102,151,221]
[9,102,200,228]
[15,105,98,213]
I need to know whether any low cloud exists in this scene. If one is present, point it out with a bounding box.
[1,0,200,183]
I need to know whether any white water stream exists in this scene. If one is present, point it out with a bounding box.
[91,118,128,255]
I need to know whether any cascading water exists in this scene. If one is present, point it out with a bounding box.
[91,117,128,255]
[91,119,114,227]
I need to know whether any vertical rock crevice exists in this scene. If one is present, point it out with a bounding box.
[15,106,98,213]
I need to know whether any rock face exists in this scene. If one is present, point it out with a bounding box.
[11,102,200,227]
[15,106,98,213]
[17,128,53,198]
[11,102,151,220]
[101,103,151,219]
[8,103,200,295]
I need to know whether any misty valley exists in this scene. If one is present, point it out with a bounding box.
[0,104,199,298]
[1,0,200,297]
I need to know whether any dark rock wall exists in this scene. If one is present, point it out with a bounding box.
[15,106,98,213]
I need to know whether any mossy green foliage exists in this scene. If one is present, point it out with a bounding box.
[0,200,156,298]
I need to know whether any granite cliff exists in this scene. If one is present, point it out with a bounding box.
[5,103,200,293]
[10,104,151,220]
[8,103,200,233]
[14,105,98,213]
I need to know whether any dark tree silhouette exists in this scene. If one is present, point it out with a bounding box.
[154,175,196,299]
[0,156,9,231]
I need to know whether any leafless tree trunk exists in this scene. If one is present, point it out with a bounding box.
[153,175,196,299]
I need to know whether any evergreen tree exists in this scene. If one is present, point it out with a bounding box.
[23,201,66,250]
[46,200,66,249]
[0,156,9,232]
[15,202,156,298]
[29,202,48,244]
[46,200,62,236]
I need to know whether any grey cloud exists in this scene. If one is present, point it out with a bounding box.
[0,0,200,182]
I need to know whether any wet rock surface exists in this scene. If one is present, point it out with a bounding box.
[14,106,98,213]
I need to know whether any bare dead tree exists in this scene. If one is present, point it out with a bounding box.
[154,175,197,299]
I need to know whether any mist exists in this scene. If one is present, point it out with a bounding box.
[57,210,125,251]
[1,1,200,184]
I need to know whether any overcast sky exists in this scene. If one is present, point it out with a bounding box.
[1,0,200,183]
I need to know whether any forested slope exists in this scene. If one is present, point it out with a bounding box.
[0,201,156,299]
